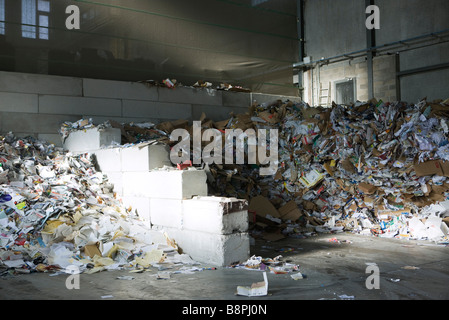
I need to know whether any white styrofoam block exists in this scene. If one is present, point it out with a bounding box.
[93,147,122,172]
[121,143,172,172]
[123,169,207,199]
[156,226,250,266]
[149,168,208,199]
[149,198,183,229]
[182,196,248,234]
[102,171,124,196]
[122,171,152,197]
[121,195,151,226]
[63,127,121,152]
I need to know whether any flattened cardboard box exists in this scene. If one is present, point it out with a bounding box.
[414,160,444,177]
[278,200,303,221]
[358,182,377,195]
[83,242,102,258]
[248,195,280,218]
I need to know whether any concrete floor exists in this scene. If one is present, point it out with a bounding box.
[1,232,448,302]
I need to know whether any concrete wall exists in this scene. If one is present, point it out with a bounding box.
[398,42,449,103]
[375,0,449,46]
[301,0,449,105]
[303,54,397,105]
[0,71,301,147]
[303,0,366,61]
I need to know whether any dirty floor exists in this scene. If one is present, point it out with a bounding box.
[1,233,448,304]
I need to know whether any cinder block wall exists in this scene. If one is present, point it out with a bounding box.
[0,71,301,147]
[304,54,397,106]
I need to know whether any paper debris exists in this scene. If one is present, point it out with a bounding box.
[237,272,268,297]
[290,272,304,280]
[116,276,135,280]
[402,266,420,270]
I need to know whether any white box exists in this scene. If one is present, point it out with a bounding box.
[123,168,207,199]
[93,147,122,172]
[120,143,172,172]
[121,196,151,225]
[148,169,208,199]
[182,196,248,234]
[63,127,121,152]
[157,226,250,266]
[102,171,124,196]
[122,171,152,197]
[149,198,183,229]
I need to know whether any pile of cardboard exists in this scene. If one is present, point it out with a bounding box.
[58,97,449,244]
[241,98,449,242]
[153,97,449,242]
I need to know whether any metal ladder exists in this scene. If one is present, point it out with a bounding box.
[319,81,331,107]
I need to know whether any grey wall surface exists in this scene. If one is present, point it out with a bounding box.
[0,71,301,147]
[0,0,299,96]
[376,0,449,102]
[301,0,449,104]
[397,40,449,103]
[303,0,366,61]
[375,0,449,45]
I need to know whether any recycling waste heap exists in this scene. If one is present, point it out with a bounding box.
[2,96,449,276]
[0,132,196,276]
[61,97,449,244]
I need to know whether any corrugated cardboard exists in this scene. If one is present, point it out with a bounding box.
[278,200,303,221]
[83,242,102,258]
[156,119,189,133]
[413,160,444,177]
[248,195,281,218]
[341,159,356,173]
[439,160,449,177]
[258,111,280,124]
[358,182,377,194]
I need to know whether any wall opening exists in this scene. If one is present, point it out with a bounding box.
[335,79,356,105]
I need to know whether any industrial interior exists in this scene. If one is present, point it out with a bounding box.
[0,0,448,306]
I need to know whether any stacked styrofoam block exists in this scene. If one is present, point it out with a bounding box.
[63,131,250,266]
[182,196,248,234]
[63,127,122,152]
[179,196,250,266]
[151,196,250,266]
[157,227,249,267]
[64,136,173,224]
[122,168,208,199]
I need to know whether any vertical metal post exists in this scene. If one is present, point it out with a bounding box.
[296,0,305,63]
[395,53,401,101]
[366,0,376,100]
[296,0,305,99]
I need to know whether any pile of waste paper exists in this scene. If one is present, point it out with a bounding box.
[56,97,449,245]
[247,97,449,243]
[0,133,198,276]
